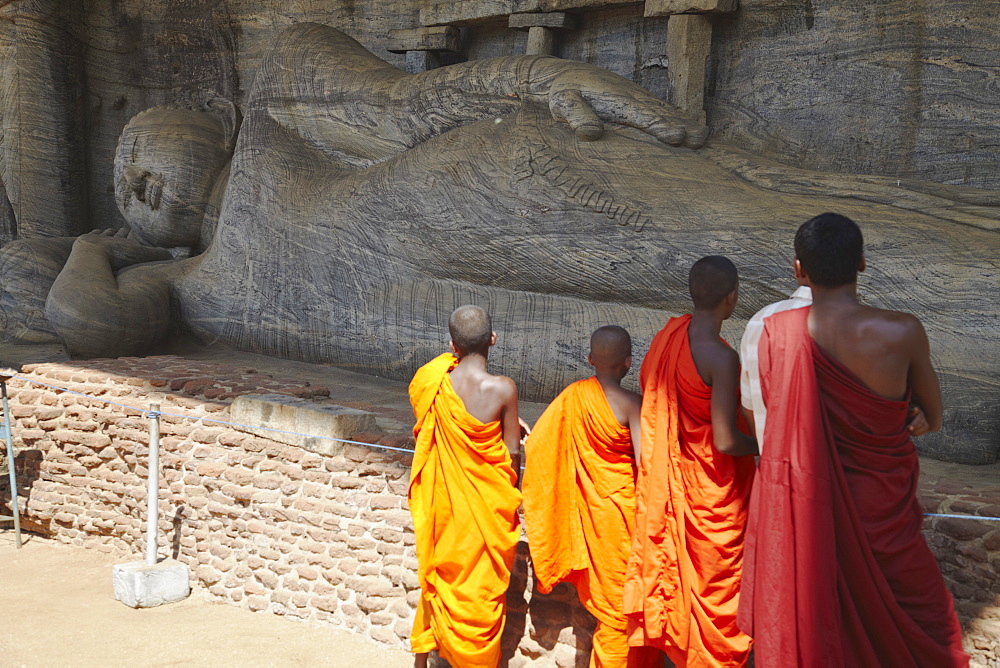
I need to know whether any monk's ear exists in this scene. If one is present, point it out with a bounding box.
[489,331,497,347]
[448,339,458,355]
[587,352,594,367]
[624,355,633,371]
[858,254,866,273]
[793,258,809,286]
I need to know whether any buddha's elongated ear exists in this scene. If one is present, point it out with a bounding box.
[202,97,242,153]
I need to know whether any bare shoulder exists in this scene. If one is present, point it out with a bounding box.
[859,305,927,345]
[485,373,518,400]
[690,338,739,386]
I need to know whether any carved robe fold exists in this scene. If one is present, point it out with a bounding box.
[738,307,968,667]
[523,376,659,668]
[623,314,755,667]
[407,352,522,667]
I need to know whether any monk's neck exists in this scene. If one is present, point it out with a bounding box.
[689,308,724,339]
[594,369,625,388]
[810,282,860,310]
[454,352,489,373]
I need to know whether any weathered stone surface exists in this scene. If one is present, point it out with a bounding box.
[525,26,555,55]
[387,26,461,53]
[229,395,376,455]
[509,12,579,29]
[644,0,737,15]
[666,13,712,121]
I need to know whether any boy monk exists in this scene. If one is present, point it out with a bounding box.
[623,255,757,667]
[738,213,968,666]
[407,305,523,668]
[522,326,661,668]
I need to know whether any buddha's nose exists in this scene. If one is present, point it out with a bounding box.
[124,165,150,202]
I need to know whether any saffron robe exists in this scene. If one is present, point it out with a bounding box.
[523,377,658,668]
[623,314,755,667]
[738,307,968,667]
[408,353,522,667]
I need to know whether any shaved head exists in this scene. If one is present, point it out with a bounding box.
[590,325,632,367]
[448,305,493,356]
[688,255,739,309]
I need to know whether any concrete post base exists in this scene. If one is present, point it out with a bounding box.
[113,559,190,608]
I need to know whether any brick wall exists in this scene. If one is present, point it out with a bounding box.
[1,356,997,666]
[0,356,595,666]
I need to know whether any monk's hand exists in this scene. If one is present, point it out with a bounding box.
[907,405,930,437]
[518,417,532,445]
[533,59,708,148]
[75,229,173,271]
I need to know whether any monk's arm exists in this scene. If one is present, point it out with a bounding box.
[906,318,943,433]
[709,349,759,457]
[499,379,524,485]
[627,397,643,462]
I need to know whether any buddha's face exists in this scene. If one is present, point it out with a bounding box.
[114,109,230,248]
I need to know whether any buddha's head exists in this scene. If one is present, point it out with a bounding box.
[114,98,239,248]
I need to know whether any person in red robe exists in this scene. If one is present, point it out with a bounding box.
[738,213,969,667]
[408,305,523,668]
[624,256,757,667]
[523,325,661,668]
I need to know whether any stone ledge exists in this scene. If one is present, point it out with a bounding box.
[229,394,377,456]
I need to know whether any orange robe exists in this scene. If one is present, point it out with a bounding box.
[522,377,659,668]
[623,315,756,667]
[408,353,522,667]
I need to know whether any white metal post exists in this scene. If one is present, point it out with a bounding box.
[145,403,160,566]
[2,380,21,548]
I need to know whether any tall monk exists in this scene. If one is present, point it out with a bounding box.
[523,326,662,668]
[408,305,523,668]
[738,213,968,667]
[624,256,757,667]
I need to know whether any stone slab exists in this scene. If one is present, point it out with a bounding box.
[509,12,579,29]
[112,559,189,608]
[229,394,377,456]
[644,0,737,15]
[421,0,638,25]
[421,0,514,26]
[387,26,461,53]
[514,0,640,12]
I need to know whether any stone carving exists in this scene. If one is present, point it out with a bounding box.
[14,23,998,463]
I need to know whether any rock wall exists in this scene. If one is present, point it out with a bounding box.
[2,1,995,237]
[0,357,997,665]
[710,0,1000,191]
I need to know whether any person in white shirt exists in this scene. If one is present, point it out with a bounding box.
[739,277,812,453]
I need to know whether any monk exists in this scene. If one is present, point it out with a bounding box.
[407,305,524,667]
[623,255,757,667]
[522,326,661,668]
[738,213,968,667]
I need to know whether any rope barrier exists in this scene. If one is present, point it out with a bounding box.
[10,375,416,455]
[8,375,1000,521]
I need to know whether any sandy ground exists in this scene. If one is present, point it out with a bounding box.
[0,533,413,668]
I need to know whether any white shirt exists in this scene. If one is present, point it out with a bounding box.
[739,286,812,452]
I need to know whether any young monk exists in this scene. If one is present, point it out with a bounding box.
[738,213,968,666]
[407,305,523,668]
[623,255,757,667]
[522,326,662,668]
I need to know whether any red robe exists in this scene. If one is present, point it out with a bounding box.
[624,315,756,667]
[738,307,968,667]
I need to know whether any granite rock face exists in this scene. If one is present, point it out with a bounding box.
[0,3,995,465]
[709,0,1000,191]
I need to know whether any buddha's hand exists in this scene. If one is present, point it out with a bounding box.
[529,58,708,148]
[75,228,173,271]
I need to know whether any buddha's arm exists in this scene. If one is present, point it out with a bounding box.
[392,55,708,148]
[45,235,175,358]
[259,23,707,168]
